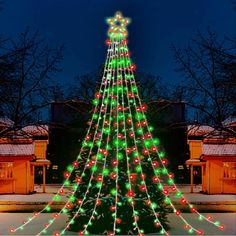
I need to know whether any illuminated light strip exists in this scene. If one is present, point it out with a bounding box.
[128,72,221,229]
[41,42,117,235]
[81,41,119,235]
[36,43,115,235]
[118,38,142,235]
[124,72,204,232]
[120,47,168,235]
[110,37,141,235]
[112,38,120,235]
[59,75,115,234]
[125,63,201,234]
[126,51,223,233]
[11,44,113,235]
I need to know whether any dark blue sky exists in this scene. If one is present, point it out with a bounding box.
[0,0,235,86]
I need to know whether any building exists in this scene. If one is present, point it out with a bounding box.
[47,99,188,183]
[186,122,236,194]
[148,100,188,182]
[0,139,35,194]
[47,100,91,183]
[0,121,50,194]
[201,142,236,194]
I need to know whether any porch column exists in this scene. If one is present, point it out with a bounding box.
[190,165,193,193]
[43,165,46,193]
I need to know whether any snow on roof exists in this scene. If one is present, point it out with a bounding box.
[202,143,236,156]
[222,116,236,126]
[188,125,215,136]
[0,117,14,127]
[0,143,34,156]
[22,125,48,137]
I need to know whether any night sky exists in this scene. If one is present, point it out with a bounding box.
[0,0,235,86]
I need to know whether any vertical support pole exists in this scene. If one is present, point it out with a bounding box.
[43,165,46,193]
[190,165,193,193]
[33,165,35,192]
[201,165,203,192]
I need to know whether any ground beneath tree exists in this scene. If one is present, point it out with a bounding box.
[1,213,235,235]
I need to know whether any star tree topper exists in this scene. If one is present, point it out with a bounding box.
[106,11,131,39]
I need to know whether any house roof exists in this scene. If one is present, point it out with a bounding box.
[21,125,48,137]
[0,117,14,127]
[222,116,236,126]
[0,143,34,156]
[188,125,215,137]
[202,143,236,156]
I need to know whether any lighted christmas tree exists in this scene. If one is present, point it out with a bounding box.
[66,11,170,235]
[10,11,225,236]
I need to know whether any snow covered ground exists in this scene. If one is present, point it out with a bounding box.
[0,213,235,235]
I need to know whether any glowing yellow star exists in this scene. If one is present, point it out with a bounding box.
[106,11,131,39]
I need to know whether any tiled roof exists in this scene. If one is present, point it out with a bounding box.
[223,116,236,126]
[0,143,34,156]
[188,125,215,136]
[22,125,48,137]
[202,143,236,156]
[0,117,14,127]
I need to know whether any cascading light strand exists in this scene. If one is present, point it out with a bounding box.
[119,38,143,235]
[36,43,116,236]
[125,47,224,233]
[112,38,121,236]
[10,41,114,236]
[124,61,203,234]
[58,42,118,236]
[81,40,119,235]
[125,72,197,234]
[120,46,168,235]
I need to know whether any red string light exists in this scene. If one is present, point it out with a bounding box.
[180,198,186,204]
[219,225,225,230]
[151,146,157,152]
[142,149,149,155]
[116,218,121,223]
[112,159,118,166]
[140,173,146,179]
[133,157,140,164]
[73,161,79,167]
[152,161,159,168]
[75,176,81,184]
[105,39,111,45]
[176,210,181,216]
[127,190,135,197]
[53,213,59,218]
[139,185,146,192]
[110,172,117,179]
[163,189,169,195]
[129,132,134,138]
[96,199,102,206]
[152,176,159,183]
[130,64,136,71]
[130,200,135,206]
[197,230,204,235]
[130,173,136,181]
[64,172,70,178]
[191,208,196,213]
[97,175,103,182]
[9,229,15,233]
[95,92,100,98]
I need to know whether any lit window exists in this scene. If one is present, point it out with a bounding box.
[52,165,58,170]
[0,162,13,179]
[223,162,236,179]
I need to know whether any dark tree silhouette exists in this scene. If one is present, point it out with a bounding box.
[172,29,236,137]
[0,29,64,136]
